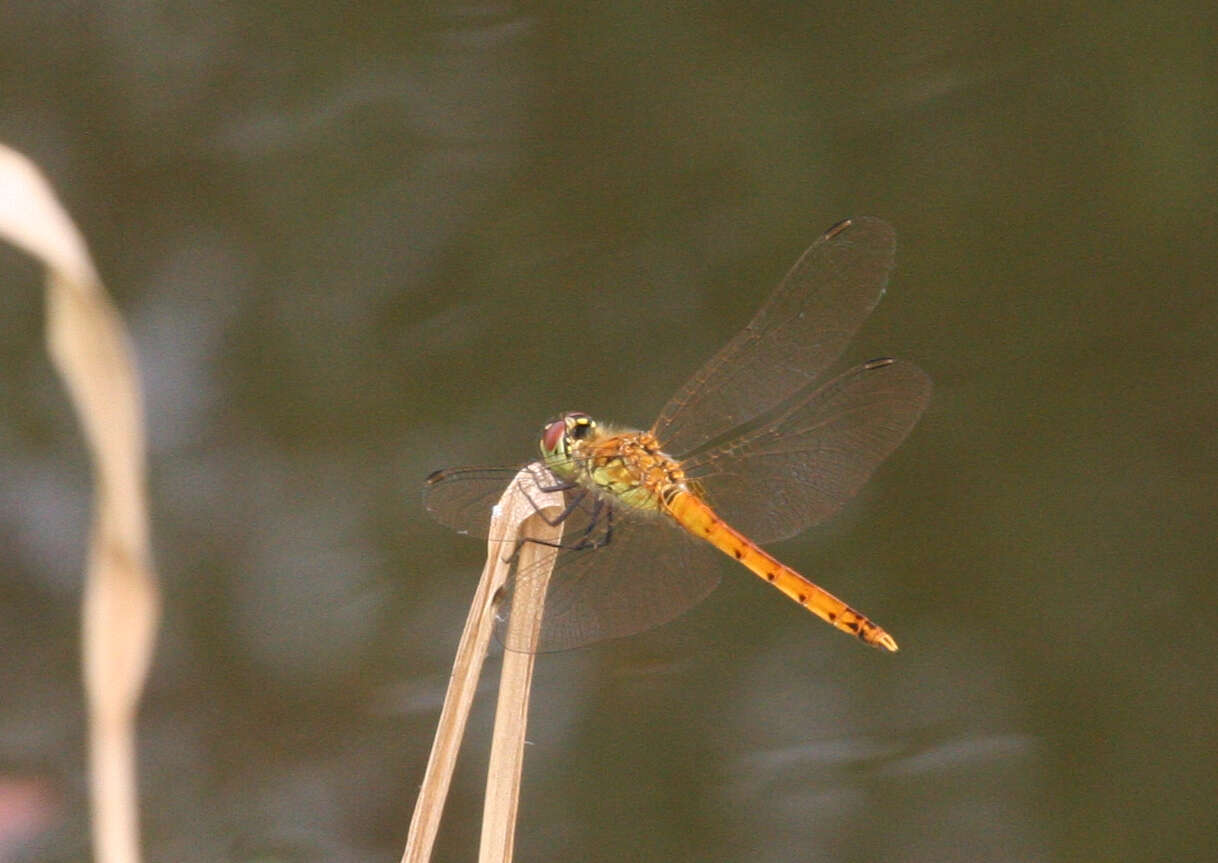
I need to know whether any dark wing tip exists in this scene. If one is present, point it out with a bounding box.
[822,217,855,240]
[821,215,895,248]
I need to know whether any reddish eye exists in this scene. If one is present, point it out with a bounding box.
[543,419,566,453]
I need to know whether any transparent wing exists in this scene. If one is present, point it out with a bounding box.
[680,358,931,545]
[652,217,897,456]
[424,463,607,548]
[424,466,524,538]
[426,463,722,652]
[497,505,721,652]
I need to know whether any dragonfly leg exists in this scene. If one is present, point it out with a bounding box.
[511,495,614,558]
[560,497,614,551]
[527,486,588,529]
[594,504,615,550]
[517,463,616,549]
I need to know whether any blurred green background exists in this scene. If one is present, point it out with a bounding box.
[1,2,1215,861]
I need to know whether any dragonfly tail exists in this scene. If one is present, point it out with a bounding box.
[665,490,898,652]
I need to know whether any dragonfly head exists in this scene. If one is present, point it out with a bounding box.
[539,411,595,478]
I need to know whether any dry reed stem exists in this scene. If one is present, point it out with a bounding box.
[479,503,562,862]
[402,467,564,863]
[0,144,159,863]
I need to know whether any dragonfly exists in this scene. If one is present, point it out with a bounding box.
[426,217,931,653]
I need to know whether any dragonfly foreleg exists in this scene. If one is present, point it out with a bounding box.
[524,461,577,495]
[525,486,590,531]
[506,494,615,561]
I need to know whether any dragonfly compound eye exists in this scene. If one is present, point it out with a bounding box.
[542,419,567,454]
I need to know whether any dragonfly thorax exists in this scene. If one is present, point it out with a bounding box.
[539,412,689,513]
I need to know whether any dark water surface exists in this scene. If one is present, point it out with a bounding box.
[1,3,1215,861]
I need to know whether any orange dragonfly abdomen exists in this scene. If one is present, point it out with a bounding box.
[663,489,899,652]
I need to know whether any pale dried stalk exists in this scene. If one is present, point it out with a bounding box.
[479,513,560,862]
[0,144,159,863]
[402,467,564,863]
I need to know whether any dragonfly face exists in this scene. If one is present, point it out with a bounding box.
[541,412,692,516]
[539,411,595,480]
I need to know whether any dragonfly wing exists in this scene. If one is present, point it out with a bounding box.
[652,217,897,456]
[424,466,522,538]
[424,462,606,546]
[497,504,722,652]
[680,358,931,545]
